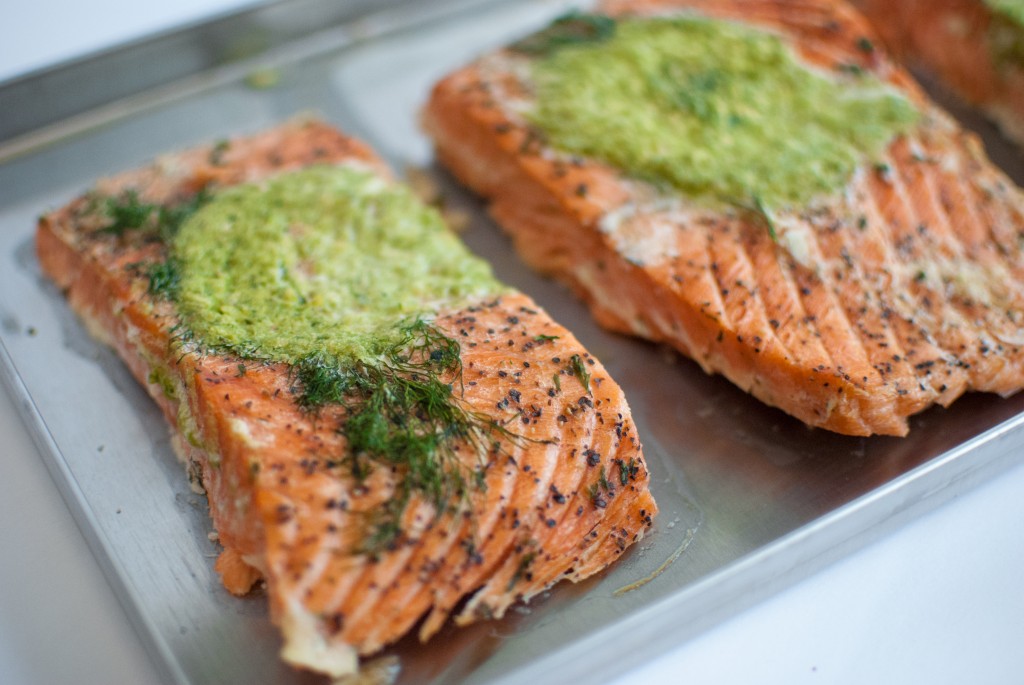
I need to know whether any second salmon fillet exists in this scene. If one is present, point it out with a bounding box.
[423,0,1024,436]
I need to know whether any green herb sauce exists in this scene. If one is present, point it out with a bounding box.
[172,165,501,364]
[526,15,919,208]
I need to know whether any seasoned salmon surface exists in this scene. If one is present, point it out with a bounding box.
[854,0,1024,146]
[423,0,1024,436]
[35,119,656,677]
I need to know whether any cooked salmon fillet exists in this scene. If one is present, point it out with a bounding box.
[853,0,1024,146]
[423,0,1024,437]
[35,119,656,677]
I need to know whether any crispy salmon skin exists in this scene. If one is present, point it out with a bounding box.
[854,0,1024,146]
[35,119,656,677]
[423,0,1024,437]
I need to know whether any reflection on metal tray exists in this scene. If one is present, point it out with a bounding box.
[1,1,1023,684]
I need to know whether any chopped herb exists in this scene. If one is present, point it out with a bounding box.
[208,139,230,166]
[146,257,181,300]
[96,190,153,236]
[552,373,561,392]
[95,187,212,241]
[617,457,639,485]
[534,334,560,342]
[156,187,213,242]
[616,459,628,486]
[510,11,616,56]
[856,37,875,53]
[569,354,591,393]
[507,551,536,591]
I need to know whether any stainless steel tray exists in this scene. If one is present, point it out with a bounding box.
[2,1,1023,684]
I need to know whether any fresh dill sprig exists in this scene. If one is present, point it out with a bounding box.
[146,256,181,300]
[294,319,518,556]
[95,187,212,240]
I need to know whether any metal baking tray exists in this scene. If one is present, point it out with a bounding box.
[2,1,1023,683]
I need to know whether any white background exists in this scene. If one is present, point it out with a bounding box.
[2,2,1024,683]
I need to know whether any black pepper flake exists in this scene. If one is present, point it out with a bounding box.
[324,612,344,634]
[275,504,294,524]
[550,485,566,504]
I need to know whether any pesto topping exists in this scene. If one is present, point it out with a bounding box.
[526,15,919,208]
[172,166,501,364]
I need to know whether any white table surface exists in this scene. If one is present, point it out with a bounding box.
[3,2,1024,684]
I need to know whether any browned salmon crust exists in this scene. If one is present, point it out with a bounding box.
[422,0,1024,437]
[35,119,656,676]
[854,0,1024,146]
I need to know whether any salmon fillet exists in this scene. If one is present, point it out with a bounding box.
[853,0,1024,146]
[422,0,1024,437]
[35,119,656,677]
